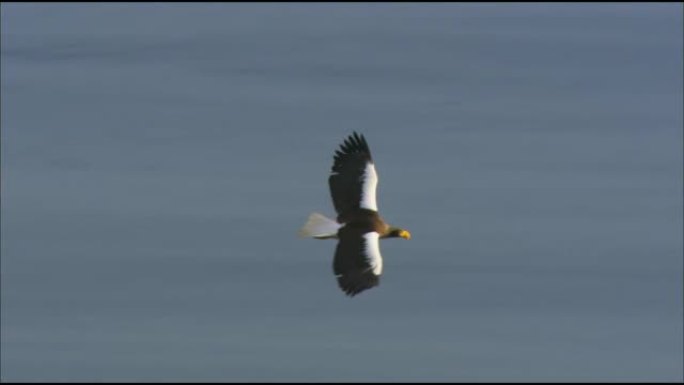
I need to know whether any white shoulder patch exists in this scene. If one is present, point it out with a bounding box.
[363,232,383,275]
[360,162,378,211]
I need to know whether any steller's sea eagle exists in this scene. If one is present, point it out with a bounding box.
[299,132,411,297]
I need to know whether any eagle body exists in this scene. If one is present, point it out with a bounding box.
[337,209,389,235]
[300,132,410,297]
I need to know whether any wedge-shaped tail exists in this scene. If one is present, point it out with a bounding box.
[299,212,341,239]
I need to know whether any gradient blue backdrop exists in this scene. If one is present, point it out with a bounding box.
[2,3,682,381]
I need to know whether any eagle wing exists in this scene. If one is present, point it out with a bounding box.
[333,231,383,297]
[328,132,378,216]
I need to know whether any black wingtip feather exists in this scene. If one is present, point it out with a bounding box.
[331,132,373,172]
[336,271,380,297]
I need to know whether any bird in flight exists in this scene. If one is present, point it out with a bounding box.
[299,132,411,297]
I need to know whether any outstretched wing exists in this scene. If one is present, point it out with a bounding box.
[328,132,378,216]
[333,231,383,297]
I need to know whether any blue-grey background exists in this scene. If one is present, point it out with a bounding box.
[1,3,682,382]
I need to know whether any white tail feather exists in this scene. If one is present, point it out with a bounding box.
[298,212,341,239]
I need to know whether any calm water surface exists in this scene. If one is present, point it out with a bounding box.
[1,3,682,381]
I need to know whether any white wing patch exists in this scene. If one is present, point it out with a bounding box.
[363,232,383,275]
[360,162,378,211]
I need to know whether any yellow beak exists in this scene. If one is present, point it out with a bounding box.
[399,230,411,240]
